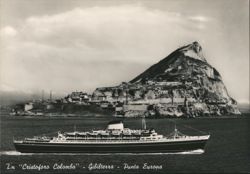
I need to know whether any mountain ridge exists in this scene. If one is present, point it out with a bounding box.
[131,42,211,83]
[92,41,240,117]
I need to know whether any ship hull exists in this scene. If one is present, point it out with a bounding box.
[14,139,208,153]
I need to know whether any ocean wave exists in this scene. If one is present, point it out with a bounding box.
[0,149,204,156]
[0,151,34,156]
[173,149,204,154]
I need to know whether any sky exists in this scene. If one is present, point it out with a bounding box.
[0,0,249,103]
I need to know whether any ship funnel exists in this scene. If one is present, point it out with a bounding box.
[107,120,124,130]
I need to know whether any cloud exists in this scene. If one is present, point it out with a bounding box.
[188,15,211,22]
[5,6,210,62]
[0,26,17,37]
[0,5,221,94]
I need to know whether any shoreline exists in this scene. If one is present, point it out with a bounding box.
[1,113,249,120]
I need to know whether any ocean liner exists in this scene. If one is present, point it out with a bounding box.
[14,119,210,153]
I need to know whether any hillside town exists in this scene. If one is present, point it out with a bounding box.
[10,78,239,118]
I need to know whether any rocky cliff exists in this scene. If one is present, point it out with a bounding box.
[93,42,240,117]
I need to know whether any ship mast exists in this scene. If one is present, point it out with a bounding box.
[142,115,146,130]
[174,123,178,138]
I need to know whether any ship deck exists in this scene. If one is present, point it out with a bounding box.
[16,135,210,144]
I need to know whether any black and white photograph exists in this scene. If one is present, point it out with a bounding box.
[0,0,249,173]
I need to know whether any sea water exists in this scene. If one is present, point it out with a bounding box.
[1,115,250,173]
